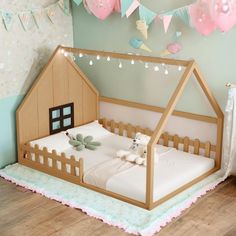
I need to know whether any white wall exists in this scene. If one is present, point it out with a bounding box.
[100,102,217,144]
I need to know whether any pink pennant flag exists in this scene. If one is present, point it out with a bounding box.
[126,0,140,18]
[163,14,172,33]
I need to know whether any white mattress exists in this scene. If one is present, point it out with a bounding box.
[30,132,215,202]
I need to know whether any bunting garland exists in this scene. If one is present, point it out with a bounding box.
[3,0,234,35]
[0,0,77,32]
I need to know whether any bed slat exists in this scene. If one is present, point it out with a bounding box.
[70,156,76,175]
[110,120,115,133]
[52,150,58,169]
[173,135,179,149]
[61,153,67,172]
[127,124,133,138]
[194,139,200,155]
[43,147,48,166]
[79,158,84,181]
[184,137,190,152]
[205,142,211,157]
[34,144,40,163]
[118,122,124,136]
[163,132,169,146]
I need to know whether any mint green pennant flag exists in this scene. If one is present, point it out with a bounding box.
[73,0,82,6]
[121,0,133,17]
[139,4,157,25]
[2,11,14,31]
[174,7,191,26]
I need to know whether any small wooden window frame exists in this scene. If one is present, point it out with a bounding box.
[49,103,74,134]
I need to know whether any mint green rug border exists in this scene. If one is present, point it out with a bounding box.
[0,164,224,235]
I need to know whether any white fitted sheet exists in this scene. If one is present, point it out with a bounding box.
[30,132,215,202]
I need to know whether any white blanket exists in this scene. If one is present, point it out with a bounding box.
[84,158,135,189]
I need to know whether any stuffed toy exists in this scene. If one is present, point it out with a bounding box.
[116,132,150,166]
[66,132,101,151]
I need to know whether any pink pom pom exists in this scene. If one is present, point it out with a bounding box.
[85,0,116,20]
[211,0,236,32]
[189,1,216,36]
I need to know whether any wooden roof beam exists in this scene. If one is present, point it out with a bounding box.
[61,46,190,67]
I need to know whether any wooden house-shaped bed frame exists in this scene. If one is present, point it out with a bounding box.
[17,46,224,210]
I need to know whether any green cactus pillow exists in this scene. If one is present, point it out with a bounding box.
[67,133,101,151]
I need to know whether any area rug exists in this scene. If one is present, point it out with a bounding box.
[0,163,224,236]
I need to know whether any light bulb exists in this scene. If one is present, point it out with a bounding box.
[178,66,182,71]
[60,49,65,54]
[145,63,149,69]
[164,69,169,75]
[119,62,123,68]
[89,60,93,66]
[79,53,83,58]
[161,63,165,67]
[73,56,76,61]
[154,66,159,72]
[107,56,111,61]
[131,59,135,65]
[64,52,68,57]
[96,55,100,60]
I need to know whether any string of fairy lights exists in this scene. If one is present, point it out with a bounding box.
[60,48,183,75]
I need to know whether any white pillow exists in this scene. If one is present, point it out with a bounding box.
[30,132,71,153]
[66,120,111,139]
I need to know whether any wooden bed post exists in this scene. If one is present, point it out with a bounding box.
[193,65,224,169]
[146,61,195,210]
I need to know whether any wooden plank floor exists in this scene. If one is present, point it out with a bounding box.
[0,177,236,236]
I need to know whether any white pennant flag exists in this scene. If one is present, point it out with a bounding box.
[18,12,31,31]
[47,7,56,23]
[32,9,43,28]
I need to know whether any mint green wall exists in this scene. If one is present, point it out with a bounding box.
[0,95,24,168]
[72,1,236,116]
